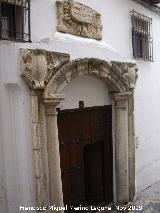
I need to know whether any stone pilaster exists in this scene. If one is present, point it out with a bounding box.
[31,92,49,210]
[128,94,136,201]
[113,93,130,204]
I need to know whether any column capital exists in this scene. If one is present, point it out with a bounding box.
[44,94,65,116]
[112,92,130,110]
[111,92,131,101]
[43,94,65,106]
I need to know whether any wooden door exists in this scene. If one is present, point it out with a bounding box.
[57,106,113,208]
[84,141,105,205]
[57,110,85,207]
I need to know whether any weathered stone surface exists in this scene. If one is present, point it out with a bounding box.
[21,49,138,95]
[21,48,70,90]
[44,98,64,211]
[45,58,138,97]
[31,94,50,209]
[56,0,102,40]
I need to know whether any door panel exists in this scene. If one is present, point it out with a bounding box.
[84,141,105,205]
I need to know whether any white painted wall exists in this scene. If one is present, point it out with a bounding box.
[60,76,111,110]
[0,44,36,213]
[1,0,160,212]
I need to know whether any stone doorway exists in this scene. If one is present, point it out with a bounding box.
[21,49,138,211]
[57,106,113,207]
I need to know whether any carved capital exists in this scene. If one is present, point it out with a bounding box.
[43,94,65,106]
[112,92,131,101]
[111,61,138,91]
[21,49,70,90]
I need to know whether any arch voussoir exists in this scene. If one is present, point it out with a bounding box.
[44,58,138,97]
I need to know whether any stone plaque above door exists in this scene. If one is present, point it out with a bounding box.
[56,0,102,40]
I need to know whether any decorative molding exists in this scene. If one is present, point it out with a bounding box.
[21,49,138,95]
[56,0,102,40]
[21,49,70,90]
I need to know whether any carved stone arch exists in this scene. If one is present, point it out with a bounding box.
[21,49,138,211]
[44,58,138,98]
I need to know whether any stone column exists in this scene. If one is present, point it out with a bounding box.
[44,95,64,209]
[113,93,130,204]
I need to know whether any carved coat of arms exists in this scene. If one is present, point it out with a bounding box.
[56,0,102,40]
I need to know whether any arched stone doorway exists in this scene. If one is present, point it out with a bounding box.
[21,49,138,211]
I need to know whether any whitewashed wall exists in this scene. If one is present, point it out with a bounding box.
[0,44,37,213]
[60,76,111,110]
[1,0,160,212]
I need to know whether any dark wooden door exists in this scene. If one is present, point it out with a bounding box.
[57,105,113,208]
[84,141,105,205]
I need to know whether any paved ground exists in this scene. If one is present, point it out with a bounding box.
[87,180,160,213]
[131,180,160,213]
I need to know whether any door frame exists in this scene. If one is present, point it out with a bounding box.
[21,49,138,209]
